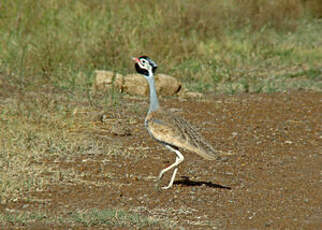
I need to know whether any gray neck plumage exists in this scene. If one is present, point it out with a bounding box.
[146,71,159,113]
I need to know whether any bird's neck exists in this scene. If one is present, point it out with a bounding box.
[146,72,159,113]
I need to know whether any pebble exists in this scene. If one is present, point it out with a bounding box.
[264,221,273,227]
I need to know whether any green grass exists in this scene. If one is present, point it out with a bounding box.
[71,208,167,228]
[0,208,170,228]
[0,0,321,94]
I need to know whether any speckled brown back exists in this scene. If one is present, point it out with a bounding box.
[145,108,220,160]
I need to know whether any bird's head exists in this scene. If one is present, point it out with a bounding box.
[132,56,158,78]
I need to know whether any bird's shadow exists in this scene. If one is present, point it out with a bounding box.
[174,176,231,190]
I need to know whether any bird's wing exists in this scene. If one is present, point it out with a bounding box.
[145,110,218,160]
[146,116,186,147]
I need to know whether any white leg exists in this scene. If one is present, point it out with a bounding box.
[158,145,184,190]
[162,166,178,190]
[158,156,179,180]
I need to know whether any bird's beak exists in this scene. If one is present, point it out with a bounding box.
[132,57,139,63]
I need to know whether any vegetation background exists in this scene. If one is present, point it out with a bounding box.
[1,0,321,93]
[0,0,321,228]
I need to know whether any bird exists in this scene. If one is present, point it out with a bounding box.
[132,56,226,190]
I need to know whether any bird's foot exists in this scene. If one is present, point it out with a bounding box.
[161,184,172,190]
[154,181,172,191]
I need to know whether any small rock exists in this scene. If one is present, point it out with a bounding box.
[178,89,203,99]
[220,157,229,162]
[94,70,123,91]
[264,221,273,227]
[154,73,181,96]
[111,125,132,136]
[123,74,149,96]
[185,91,203,98]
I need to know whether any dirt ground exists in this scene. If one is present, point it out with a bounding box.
[2,91,322,229]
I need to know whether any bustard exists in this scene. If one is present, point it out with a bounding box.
[133,56,225,190]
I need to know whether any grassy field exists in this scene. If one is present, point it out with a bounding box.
[0,0,321,228]
[1,0,321,92]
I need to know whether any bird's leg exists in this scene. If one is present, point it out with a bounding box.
[155,156,179,191]
[162,166,178,190]
[158,156,179,180]
[157,145,184,190]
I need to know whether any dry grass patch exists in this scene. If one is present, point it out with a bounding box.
[0,89,126,204]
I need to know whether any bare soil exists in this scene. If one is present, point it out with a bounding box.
[1,91,321,229]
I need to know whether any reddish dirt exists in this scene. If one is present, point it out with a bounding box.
[2,91,322,229]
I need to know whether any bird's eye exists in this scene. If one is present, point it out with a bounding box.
[140,59,146,64]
